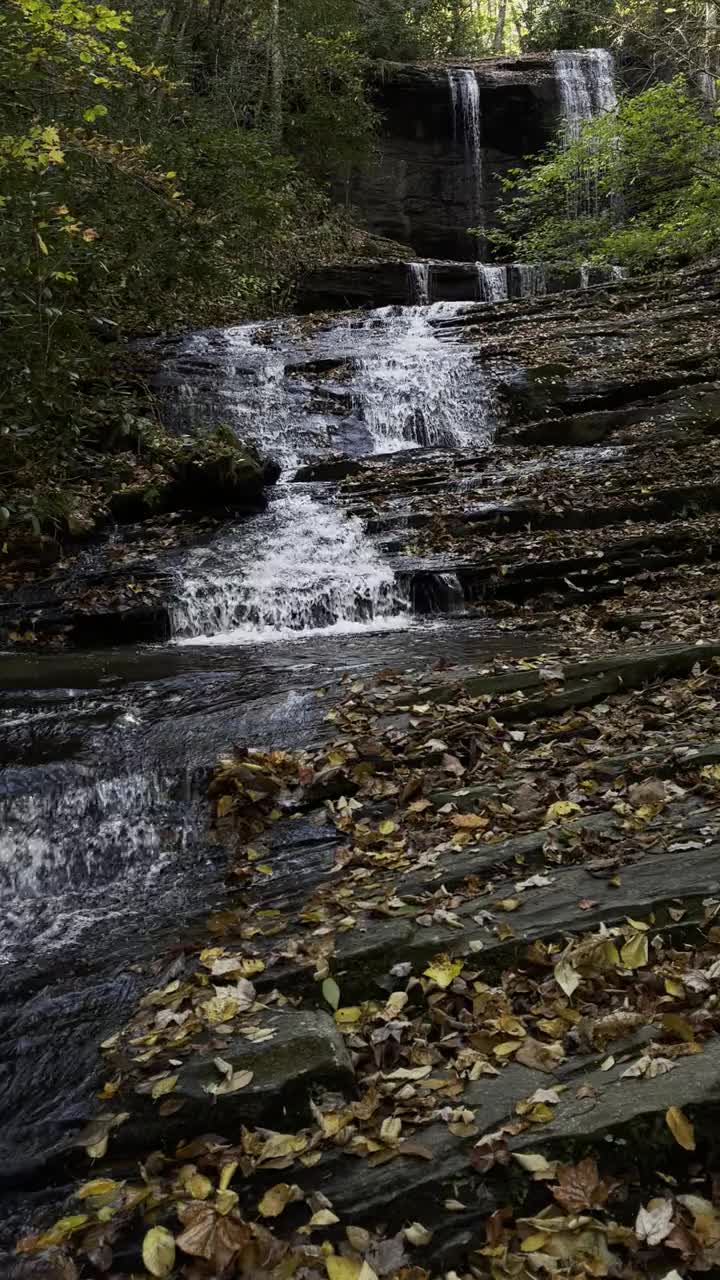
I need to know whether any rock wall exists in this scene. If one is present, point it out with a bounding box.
[296,259,622,311]
[347,53,588,260]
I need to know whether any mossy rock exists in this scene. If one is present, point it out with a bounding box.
[110,429,273,520]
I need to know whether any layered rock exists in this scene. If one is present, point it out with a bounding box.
[347,54,564,259]
[296,258,621,310]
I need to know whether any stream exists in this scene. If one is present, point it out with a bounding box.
[0,301,535,1244]
[0,48,620,1253]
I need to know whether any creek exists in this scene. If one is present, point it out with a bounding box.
[0,47,619,1251]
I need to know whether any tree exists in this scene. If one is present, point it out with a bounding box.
[491,79,720,269]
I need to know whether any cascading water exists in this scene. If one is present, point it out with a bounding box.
[171,489,409,644]
[554,48,617,143]
[449,67,483,250]
[554,49,617,216]
[477,264,508,302]
[348,305,490,453]
[408,262,432,304]
[167,304,493,644]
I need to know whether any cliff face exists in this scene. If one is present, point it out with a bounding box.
[348,53,583,260]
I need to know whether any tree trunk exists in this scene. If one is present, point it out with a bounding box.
[702,1,718,99]
[269,0,283,146]
[493,0,508,50]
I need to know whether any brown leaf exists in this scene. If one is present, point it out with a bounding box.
[515,1036,565,1073]
[551,1157,611,1213]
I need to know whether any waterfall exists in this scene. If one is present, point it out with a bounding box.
[408,262,432,304]
[349,306,490,453]
[477,264,508,303]
[164,305,493,645]
[171,490,409,644]
[449,68,483,249]
[554,49,617,144]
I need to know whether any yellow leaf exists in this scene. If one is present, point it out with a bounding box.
[75,1179,119,1200]
[665,978,685,998]
[202,994,239,1024]
[151,1074,177,1099]
[309,1209,340,1227]
[634,804,657,820]
[219,1161,237,1191]
[256,863,273,875]
[666,1106,695,1151]
[513,1153,555,1175]
[19,1215,88,1250]
[185,1173,212,1200]
[216,794,235,818]
[36,232,49,255]
[326,1256,362,1280]
[620,932,648,970]
[335,1006,362,1025]
[142,1226,176,1277]
[322,977,341,1009]
[545,800,581,823]
[378,819,396,835]
[258,1182,300,1217]
[496,898,520,912]
[521,1233,549,1252]
[554,958,580,997]
[424,955,463,989]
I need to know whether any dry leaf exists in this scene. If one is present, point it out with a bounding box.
[666,1105,695,1150]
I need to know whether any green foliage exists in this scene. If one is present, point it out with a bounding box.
[0,0,380,534]
[492,79,720,270]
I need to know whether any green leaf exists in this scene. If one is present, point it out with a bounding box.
[322,977,340,1010]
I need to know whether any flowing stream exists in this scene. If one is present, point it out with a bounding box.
[0,48,621,1248]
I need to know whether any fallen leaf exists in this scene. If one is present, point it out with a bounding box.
[666,1106,695,1151]
[552,1157,611,1212]
[404,1221,433,1246]
[554,958,580,998]
[635,1198,675,1246]
[620,932,649,969]
[322,977,341,1010]
[424,955,463,989]
[545,800,581,823]
[142,1226,176,1277]
[258,1183,302,1217]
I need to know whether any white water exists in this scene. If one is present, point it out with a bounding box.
[477,264,508,302]
[168,304,492,645]
[449,68,483,246]
[0,772,183,899]
[349,305,490,453]
[514,264,547,297]
[554,48,617,144]
[171,489,410,645]
[408,262,432,304]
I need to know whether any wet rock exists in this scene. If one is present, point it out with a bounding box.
[293,458,368,483]
[116,1009,354,1154]
[296,261,410,311]
[110,435,272,522]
